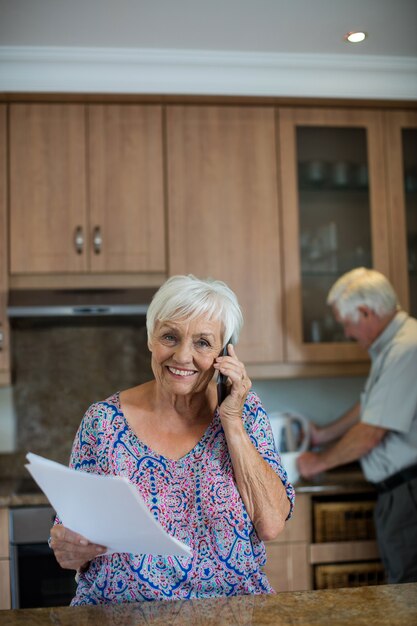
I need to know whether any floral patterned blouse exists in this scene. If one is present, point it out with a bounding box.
[68,390,295,605]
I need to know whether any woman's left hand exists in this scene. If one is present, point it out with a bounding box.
[213,344,251,424]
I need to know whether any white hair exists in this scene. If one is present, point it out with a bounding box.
[146,275,243,346]
[327,267,399,322]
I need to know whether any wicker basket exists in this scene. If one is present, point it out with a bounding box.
[315,561,386,589]
[314,500,376,543]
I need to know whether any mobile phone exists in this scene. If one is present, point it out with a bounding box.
[217,344,230,405]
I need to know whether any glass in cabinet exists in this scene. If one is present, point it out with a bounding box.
[278,108,390,363]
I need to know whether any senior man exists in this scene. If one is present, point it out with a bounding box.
[297,267,417,583]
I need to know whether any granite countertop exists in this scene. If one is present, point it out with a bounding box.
[0,584,416,625]
[0,461,374,508]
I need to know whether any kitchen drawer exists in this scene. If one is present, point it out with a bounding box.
[314,561,386,589]
[313,499,376,543]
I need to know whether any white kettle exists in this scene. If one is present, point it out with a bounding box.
[268,411,310,484]
[268,411,310,454]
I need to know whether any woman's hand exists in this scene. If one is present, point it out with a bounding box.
[50,524,106,571]
[213,344,251,424]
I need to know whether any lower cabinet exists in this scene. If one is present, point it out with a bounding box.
[264,488,383,593]
[0,508,10,610]
[264,493,312,592]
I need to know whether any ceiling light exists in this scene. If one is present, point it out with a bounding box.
[344,31,367,43]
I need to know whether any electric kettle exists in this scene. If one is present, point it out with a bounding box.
[268,411,311,484]
[268,411,310,454]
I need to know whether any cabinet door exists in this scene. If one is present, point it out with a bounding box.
[0,105,10,383]
[88,105,166,272]
[278,108,390,363]
[264,542,311,592]
[10,104,88,273]
[166,106,283,363]
[385,111,417,317]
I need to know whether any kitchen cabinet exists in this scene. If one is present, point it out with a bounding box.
[0,104,10,386]
[264,486,382,593]
[278,108,391,363]
[0,508,11,610]
[9,103,166,281]
[167,106,283,363]
[166,105,284,364]
[5,97,417,375]
[385,111,417,317]
[264,493,311,592]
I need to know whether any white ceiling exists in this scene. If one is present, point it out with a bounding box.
[1,0,416,99]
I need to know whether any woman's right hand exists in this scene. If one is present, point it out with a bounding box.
[49,524,106,571]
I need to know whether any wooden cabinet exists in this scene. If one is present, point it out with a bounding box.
[0,105,10,385]
[0,508,10,610]
[87,105,165,273]
[385,111,417,317]
[166,105,284,364]
[278,108,391,364]
[10,104,88,274]
[265,489,382,593]
[264,493,311,592]
[9,103,166,279]
[5,97,417,374]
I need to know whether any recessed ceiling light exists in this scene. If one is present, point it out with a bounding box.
[344,31,367,43]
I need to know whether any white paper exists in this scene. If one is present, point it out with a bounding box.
[25,452,192,558]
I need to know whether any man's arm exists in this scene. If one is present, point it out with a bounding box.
[310,401,361,446]
[297,421,388,479]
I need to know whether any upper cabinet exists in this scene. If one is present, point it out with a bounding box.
[0,105,10,384]
[10,104,87,274]
[9,104,166,277]
[278,108,391,363]
[166,106,284,364]
[385,111,417,318]
[4,97,416,376]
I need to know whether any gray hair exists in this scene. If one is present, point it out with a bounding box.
[146,275,243,346]
[327,267,399,322]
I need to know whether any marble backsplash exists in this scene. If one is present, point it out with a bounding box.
[6,318,152,469]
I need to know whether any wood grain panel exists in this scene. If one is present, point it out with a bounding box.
[166,105,283,363]
[0,105,10,380]
[0,509,9,558]
[384,110,417,313]
[9,104,88,273]
[264,542,311,592]
[310,540,380,564]
[88,105,166,272]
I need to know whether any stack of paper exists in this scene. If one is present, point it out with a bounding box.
[25,452,192,557]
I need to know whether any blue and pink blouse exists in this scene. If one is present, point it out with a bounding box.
[68,390,294,605]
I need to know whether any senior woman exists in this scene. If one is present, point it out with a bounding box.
[50,274,294,604]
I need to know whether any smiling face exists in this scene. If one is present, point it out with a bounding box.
[148,315,224,398]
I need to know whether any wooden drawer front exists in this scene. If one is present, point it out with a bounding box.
[314,561,386,590]
[310,540,380,564]
[314,500,376,542]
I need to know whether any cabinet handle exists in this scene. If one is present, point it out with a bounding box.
[74,226,84,254]
[0,328,3,351]
[93,226,102,254]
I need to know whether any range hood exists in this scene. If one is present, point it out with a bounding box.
[7,288,157,318]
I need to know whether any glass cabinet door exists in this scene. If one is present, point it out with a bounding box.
[386,111,417,318]
[279,108,390,363]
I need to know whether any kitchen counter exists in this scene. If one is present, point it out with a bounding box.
[0,584,416,625]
